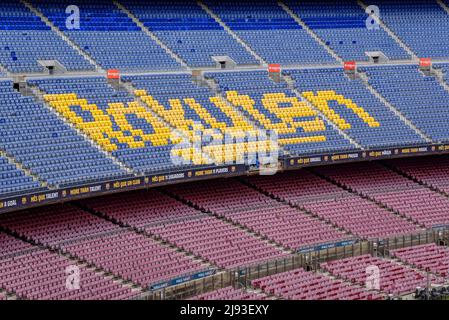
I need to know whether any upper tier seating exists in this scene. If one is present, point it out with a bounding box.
[375,0,449,59]
[288,68,425,148]
[246,171,419,239]
[203,0,337,65]
[315,162,449,228]
[189,286,267,300]
[81,189,287,269]
[123,0,258,67]
[362,65,449,142]
[252,268,383,300]
[0,0,94,73]
[0,205,208,287]
[165,179,351,251]
[386,155,449,195]
[125,73,280,167]
[390,243,449,277]
[285,0,410,61]
[29,76,192,174]
[0,155,42,195]
[207,70,356,155]
[0,232,138,300]
[0,80,126,187]
[321,254,444,295]
[31,0,181,72]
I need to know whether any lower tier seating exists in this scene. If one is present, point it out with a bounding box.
[165,179,351,251]
[0,233,138,300]
[147,216,288,269]
[81,189,288,269]
[391,243,449,277]
[246,170,419,239]
[314,162,449,229]
[386,155,449,195]
[252,268,383,300]
[0,205,208,288]
[321,254,444,295]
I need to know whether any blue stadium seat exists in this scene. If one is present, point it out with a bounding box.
[0,80,127,187]
[123,0,259,67]
[30,0,182,72]
[203,0,338,65]
[288,68,425,148]
[361,65,449,142]
[375,0,449,59]
[0,155,42,195]
[285,0,410,61]
[29,76,197,173]
[0,0,94,73]
[206,70,357,155]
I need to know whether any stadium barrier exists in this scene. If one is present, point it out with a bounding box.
[3,143,449,215]
[145,229,448,300]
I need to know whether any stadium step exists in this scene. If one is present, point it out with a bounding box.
[437,0,449,16]
[357,0,418,60]
[198,1,266,65]
[283,74,364,151]
[20,0,101,72]
[0,288,19,301]
[159,187,294,254]
[122,80,216,167]
[0,226,145,297]
[0,149,49,190]
[238,177,358,240]
[381,161,449,200]
[72,201,217,270]
[27,84,136,178]
[0,65,9,77]
[114,1,189,70]
[279,1,343,64]
[358,71,433,143]
[431,67,449,96]
[307,167,427,230]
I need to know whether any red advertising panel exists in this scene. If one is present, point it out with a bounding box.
[419,58,432,68]
[344,61,356,71]
[107,69,120,79]
[268,64,281,73]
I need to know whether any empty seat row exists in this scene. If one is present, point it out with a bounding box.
[252,267,383,300]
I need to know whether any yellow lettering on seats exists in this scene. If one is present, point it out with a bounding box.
[106,101,170,147]
[302,90,380,130]
[140,93,195,132]
[261,93,326,134]
[226,91,326,144]
[226,91,285,130]
[44,93,171,151]
[183,98,227,130]
[209,96,253,132]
